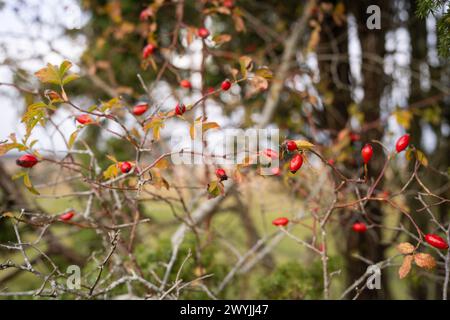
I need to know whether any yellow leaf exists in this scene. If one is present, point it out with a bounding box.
[103,164,119,179]
[255,67,273,79]
[154,158,169,169]
[68,130,78,149]
[394,109,413,130]
[144,117,165,141]
[106,154,118,163]
[406,149,428,167]
[35,63,60,84]
[295,140,315,150]
[239,56,253,79]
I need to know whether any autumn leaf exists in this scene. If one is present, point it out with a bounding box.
[394,109,413,130]
[35,60,79,86]
[239,56,253,79]
[255,67,273,79]
[103,163,119,179]
[406,149,428,167]
[212,34,232,45]
[397,242,415,255]
[414,253,436,270]
[23,172,40,195]
[154,158,169,170]
[398,255,413,279]
[68,130,79,149]
[207,180,224,199]
[144,117,165,141]
[189,120,220,140]
[295,140,315,151]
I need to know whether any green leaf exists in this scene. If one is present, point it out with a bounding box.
[207,180,224,199]
[62,73,80,85]
[255,67,273,79]
[239,56,253,79]
[35,63,61,84]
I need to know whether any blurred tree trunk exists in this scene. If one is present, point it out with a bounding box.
[345,0,390,299]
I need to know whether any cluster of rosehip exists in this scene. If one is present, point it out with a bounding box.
[270,134,449,251]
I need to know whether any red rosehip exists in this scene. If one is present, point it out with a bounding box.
[263,148,278,159]
[361,144,373,164]
[197,27,210,39]
[215,168,228,181]
[271,167,281,176]
[350,133,361,142]
[289,154,303,174]
[142,43,156,59]
[174,103,186,116]
[285,140,297,152]
[132,103,149,116]
[425,234,449,250]
[395,134,410,153]
[180,79,192,89]
[139,8,152,21]
[221,80,231,91]
[16,154,38,168]
[272,217,289,227]
[120,161,133,174]
[59,210,75,221]
[223,0,234,8]
[76,114,93,125]
[352,222,367,233]
[327,159,335,165]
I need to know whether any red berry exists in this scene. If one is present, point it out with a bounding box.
[271,167,281,176]
[327,159,335,165]
[215,168,228,181]
[263,148,278,159]
[395,134,410,153]
[285,140,297,152]
[132,103,149,116]
[207,87,215,94]
[76,114,93,125]
[16,154,38,168]
[352,222,367,233]
[142,43,156,59]
[350,133,361,142]
[361,144,373,164]
[174,103,186,116]
[223,0,234,8]
[180,79,192,89]
[120,161,133,174]
[272,217,289,227]
[289,154,303,173]
[59,210,75,221]
[425,234,449,250]
[197,27,210,39]
[221,80,231,91]
[139,8,152,21]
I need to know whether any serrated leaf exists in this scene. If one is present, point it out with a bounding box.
[399,255,413,279]
[103,163,119,179]
[414,253,436,270]
[35,63,61,84]
[397,242,415,255]
[59,60,73,76]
